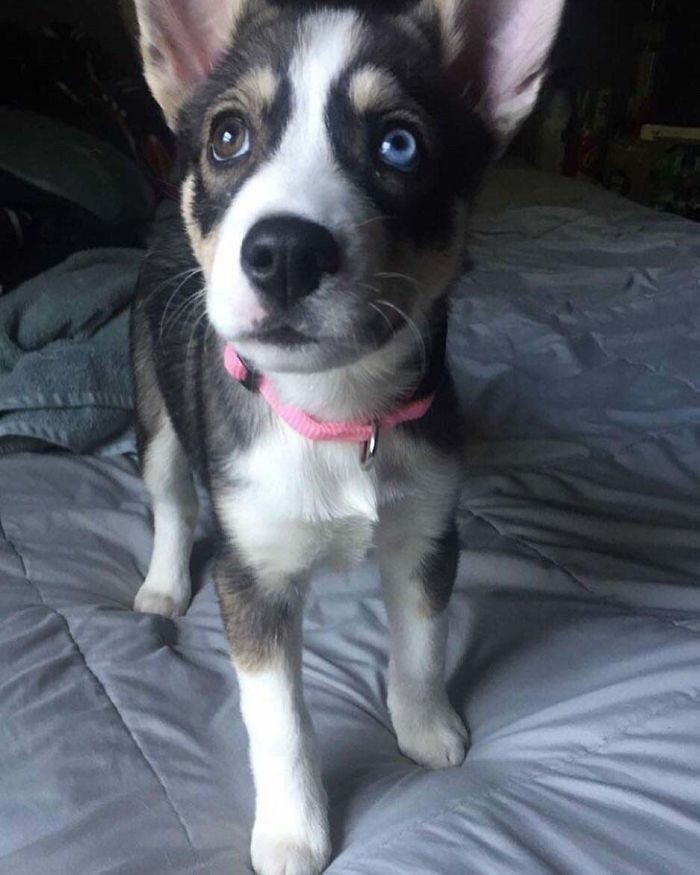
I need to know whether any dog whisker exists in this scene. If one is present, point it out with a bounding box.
[374,298,428,378]
[374,271,423,293]
[185,288,210,362]
[368,301,396,338]
[337,215,389,234]
[162,286,207,340]
[157,268,204,341]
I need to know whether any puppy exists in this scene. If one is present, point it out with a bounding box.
[130,1,564,872]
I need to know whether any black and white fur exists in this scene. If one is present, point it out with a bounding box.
[130,2,564,873]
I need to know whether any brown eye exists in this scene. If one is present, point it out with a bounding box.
[210,116,251,163]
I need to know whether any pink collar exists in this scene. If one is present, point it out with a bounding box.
[223,343,435,465]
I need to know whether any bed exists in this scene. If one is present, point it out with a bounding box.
[2,166,700,874]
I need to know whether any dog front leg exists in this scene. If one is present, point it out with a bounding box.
[133,411,198,619]
[378,516,469,770]
[216,556,330,875]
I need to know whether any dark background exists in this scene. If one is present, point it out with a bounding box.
[3,0,699,139]
[553,0,700,125]
[3,0,699,124]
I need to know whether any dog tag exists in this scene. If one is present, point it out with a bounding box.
[360,420,380,470]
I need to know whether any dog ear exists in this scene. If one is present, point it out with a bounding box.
[133,0,253,126]
[416,0,566,151]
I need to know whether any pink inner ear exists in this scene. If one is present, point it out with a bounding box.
[454,0,564,135]
[491,3,559,90]
[142,0,233,88]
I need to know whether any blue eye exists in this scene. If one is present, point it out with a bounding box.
[379,128,419,172]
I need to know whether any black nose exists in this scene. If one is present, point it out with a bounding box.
[241,216,341,307]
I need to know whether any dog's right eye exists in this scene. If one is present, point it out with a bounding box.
[210,116,251,163]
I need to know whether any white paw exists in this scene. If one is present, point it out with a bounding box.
[390,695,469,770]
[133,579,190,619]
[251,829,331,875]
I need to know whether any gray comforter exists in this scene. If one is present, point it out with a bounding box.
[2,168,700,874]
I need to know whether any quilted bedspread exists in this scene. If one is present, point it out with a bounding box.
[2,168,700,874]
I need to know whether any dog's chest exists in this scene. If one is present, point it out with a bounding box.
[242,424,380,518]
[222,424,397,574]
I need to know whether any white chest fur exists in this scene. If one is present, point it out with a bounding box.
[246,423,379,523]
[216,422,383,583]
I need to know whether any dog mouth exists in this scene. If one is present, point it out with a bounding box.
[242,323,317,347]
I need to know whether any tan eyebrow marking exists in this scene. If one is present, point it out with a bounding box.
[211,65,280,118]
[238,65,280,112]
[348,66,403,113]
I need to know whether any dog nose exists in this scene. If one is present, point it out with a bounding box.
[241,216,341,307]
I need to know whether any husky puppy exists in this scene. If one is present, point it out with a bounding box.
[130,1,565,872]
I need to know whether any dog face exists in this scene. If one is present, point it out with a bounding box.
[135,0,565,374]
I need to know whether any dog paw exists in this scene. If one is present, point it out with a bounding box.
[251,831,331,875]
[391,696,469,770]
[133,581,189,619]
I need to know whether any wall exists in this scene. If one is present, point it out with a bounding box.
[1,0,135,63]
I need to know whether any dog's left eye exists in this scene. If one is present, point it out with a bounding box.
[210,116,251,163]
[379,128,419,172]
